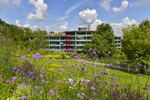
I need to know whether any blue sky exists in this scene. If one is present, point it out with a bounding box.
[0,0,150,36]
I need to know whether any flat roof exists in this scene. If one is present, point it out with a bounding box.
[45,35,65,37]
[64,31,94,32]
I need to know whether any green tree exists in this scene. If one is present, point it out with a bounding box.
[85,23,116,58]
[30,29,47,50]
[0,19,33,48]
[122,20,150,73]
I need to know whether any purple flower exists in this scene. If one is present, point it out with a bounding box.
[34,86,40,89]
[83,63,88,66]
[133,54,138,57]
[114,82,120,86]
[92,75,101,78]
[111,83,115,86]
[32,53,43,59]
[76,94,83,99]
[110,77,113,79]
[106,69,109,72]
[100,71,104,74]
[32,92,36,95]
[21,56,26,60]
[88,48,93,51]
[40,91,43,94]
[57,80,62,83]
[45,48,49,51]
[12,67,20,71]
[39,74,44,78]
[12,76,17,81]
[27,49,31,51]
[77,68,82,70]
[58,68,64,71]
[49,90,55,95]
[94,93,98,96]
[104,81,109,85]
[135,68,139,72]
[35,68,39,70]
[108,51,111,54]
[84,80,90,83]
[68,81,75,85]
[111,82,120,86]
[90,87,96,90]
[20,83,26,86]
[21,96,26,99]
[41,79,45,83]
[97,51,101,54]
[92,65,97,68]
[92,52,96,54]
[42,67,45,70]
[136,63,143,66]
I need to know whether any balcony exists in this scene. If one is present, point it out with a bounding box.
[114,39,121,41]
[65,35,71,37]
[66,39,71,42]
[49,39,60,42]
[115,43,121,45]
[49,44,61,46]
[66,44,71,46]
[75,39,91,42]
[75,44,85,46]
[116,46,121,48]
[76,35,92,37]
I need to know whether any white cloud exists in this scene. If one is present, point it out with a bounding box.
[31,25,39,30]
[27,0,48,21]
[79,8,98,25]
[56,0,93,23]
[111,17,138,36]
[15,20,39,30]
[65,0,93,15]
[99,0,112,11]
[59,23,68,30]
[112,0,129,13]
[23,24,31,28]
[15,20,31,28]
[55,16,69,21]
[46,25,57,32]
[15,20,22,26]
[0,0,9,10]
[11,0,21,7]
[134,0,150,6]
[90,19,103,30]
[0,0,21,10]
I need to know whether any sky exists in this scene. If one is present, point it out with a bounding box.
[0,0,150,36]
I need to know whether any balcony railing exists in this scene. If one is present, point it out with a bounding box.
[114,39,121,41]
[115,43,121,45]
[75,44,85,46]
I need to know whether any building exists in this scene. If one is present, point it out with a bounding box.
[114,36,122,49]
[46,28,121,51]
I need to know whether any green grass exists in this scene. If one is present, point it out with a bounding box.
[32,58,150,90]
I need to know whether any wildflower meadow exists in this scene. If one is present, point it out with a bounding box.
[0,39,150,100]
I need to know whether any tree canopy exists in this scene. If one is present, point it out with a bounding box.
[84,23,116,57]
[0,19,48,50]
[122,20,150,73]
